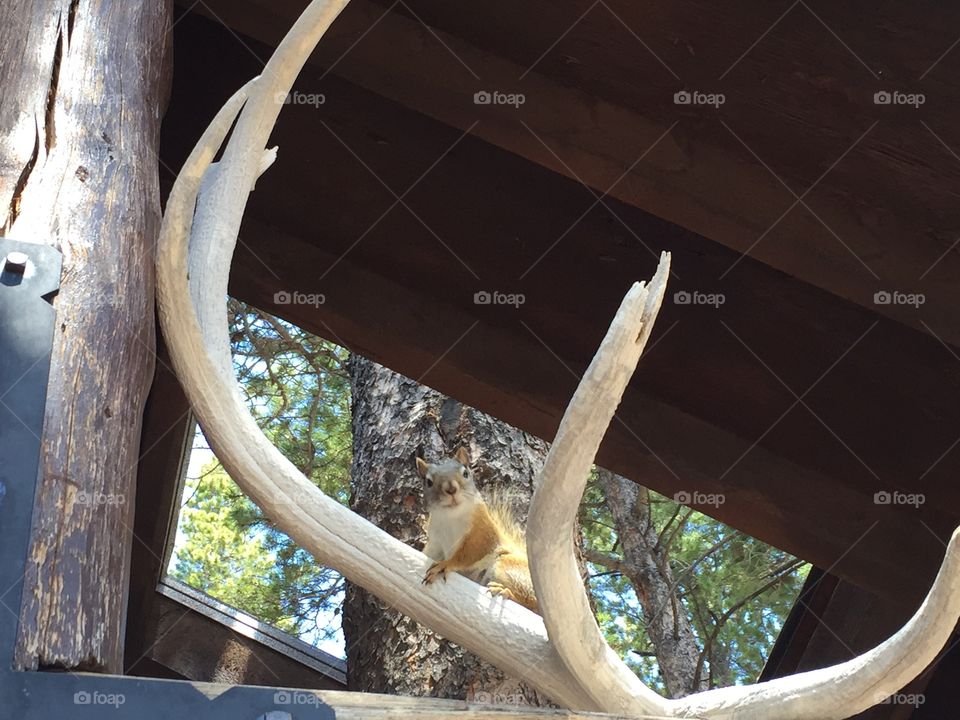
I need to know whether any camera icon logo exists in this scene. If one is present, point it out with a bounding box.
[274,691,293,705]
[673,291,691,305]
[873,90,892,105]
[674,90,692,105]
[874,491,892,505]
[274,290,292,305]
[873,290,891,305]
[474,91,492,105]
[74,691,91,705]
[474,290,492,305]
[673,490,691,504]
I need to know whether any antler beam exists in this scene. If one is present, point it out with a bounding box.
[670,529,960,719]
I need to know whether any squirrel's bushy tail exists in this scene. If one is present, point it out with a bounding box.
[483,488,528,553]
[483,487,539,614]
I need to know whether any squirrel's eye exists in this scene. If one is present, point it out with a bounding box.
[461,467,468,477]
[426,478,433,487]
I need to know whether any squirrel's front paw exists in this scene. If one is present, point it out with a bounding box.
[487,582,517,602]
[423,561,449,585]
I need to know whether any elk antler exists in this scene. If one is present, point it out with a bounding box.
[156,1,960,718]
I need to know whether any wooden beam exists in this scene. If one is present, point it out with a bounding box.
[135,581,346,690]
[275,691,675,720]
[160,12,960,607]
[185,0,960,349]
[910,642,960,719]
[0,0,173,672]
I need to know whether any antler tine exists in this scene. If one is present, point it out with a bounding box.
[527,253,673,718]
[671,527,960,719]
[189,0,352,363]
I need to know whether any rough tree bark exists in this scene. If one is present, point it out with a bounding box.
[593,469,707,697]
[0,0,172,671]
[344,355,548,704]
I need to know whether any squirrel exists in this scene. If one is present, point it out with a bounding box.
[415,447,539,613]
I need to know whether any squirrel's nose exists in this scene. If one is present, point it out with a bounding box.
[444,484,457,496]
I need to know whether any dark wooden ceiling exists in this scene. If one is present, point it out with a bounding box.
[162,1,960,612]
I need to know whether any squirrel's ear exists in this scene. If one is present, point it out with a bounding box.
[453,446,470,467]
[415,457,430,478]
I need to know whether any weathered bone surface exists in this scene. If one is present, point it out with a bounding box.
[155,1,960,718]
[527,261,674,718]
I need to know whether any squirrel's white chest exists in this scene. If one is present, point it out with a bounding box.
[425,503,473,559]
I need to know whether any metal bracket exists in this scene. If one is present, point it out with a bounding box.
[0,238,61,667]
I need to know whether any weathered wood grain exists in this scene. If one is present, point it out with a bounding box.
[186,0,960,349]
[140,582,347,689]
[306,689,679,719]
[0,0,173,671]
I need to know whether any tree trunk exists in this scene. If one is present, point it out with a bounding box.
[344,355,548,704]
[0,0,172,672]
[596,469,707,697]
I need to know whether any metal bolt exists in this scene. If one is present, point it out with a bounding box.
[3,252,28,274]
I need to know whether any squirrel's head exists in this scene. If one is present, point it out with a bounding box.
[416,447,480,511]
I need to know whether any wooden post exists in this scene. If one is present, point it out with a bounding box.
[0,0,173,672]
